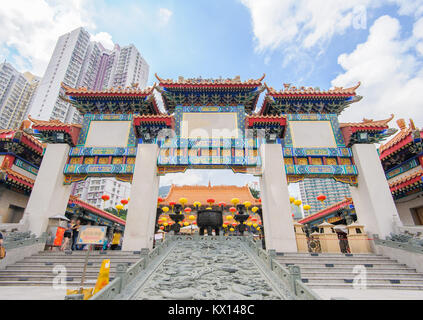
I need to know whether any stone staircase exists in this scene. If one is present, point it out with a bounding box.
[0,250,142,287]
[276,253,423,290]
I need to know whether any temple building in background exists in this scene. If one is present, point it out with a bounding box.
[28,27,149,125]
[0,63,40,130]
[379,118,423,225]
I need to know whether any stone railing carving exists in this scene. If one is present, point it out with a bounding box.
[3,232,46,250]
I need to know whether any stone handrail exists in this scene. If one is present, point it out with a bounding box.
[89,238,170,300]
[374,238,423,254]
[3,232,47,250]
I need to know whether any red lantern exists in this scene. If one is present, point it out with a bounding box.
[257,198,261,203]
[101,194,110,202]
[169,201,176,206]
[232,222,238,227]
[184,207,192,213]
[157,197,164,203]
[121,199,128,205]
[159,226,164,230]
[207,198,215,205]
[229,207,237,213]
[218,202,226,207]
[251,217,257,222]
[192,221,197,225]
[317,195,326,202]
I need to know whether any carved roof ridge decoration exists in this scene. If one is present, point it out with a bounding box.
[62,82,156,96]
[68,195,126,226]
[379,118,422,158]
[298,197,353,224]
[339,113,394,128]
[28,115,82,129]
[155,73,266,86]
[267,81,361,96]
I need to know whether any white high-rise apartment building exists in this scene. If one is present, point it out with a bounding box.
[0,62,40,129]
[72,177,131,210]
[28,27,149,124]
[299,178,352,216]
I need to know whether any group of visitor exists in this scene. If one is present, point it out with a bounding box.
[61,219,81,251]
[60,219,122,251]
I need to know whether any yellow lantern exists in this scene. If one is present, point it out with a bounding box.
[128,197,130,201]
[226,215,233,220]
[257,227,261,231]
[206,207,212,210]
[251,206,259,213]
[222,224,228,228]
[184,222,189,226]
[303,204,311,211]
[162,206,169,213]
[289,196,295,203]
[294,199,302,206]
[193,201,201,208]
[231,198,240,206]
[163,222,168,227]
[243,201,251,208]
[247,222,253,227]
[179,198,188,206]
[253,223,258,228]
[116,204,124,212]
[188,215,195,221]
[229,228,235,232]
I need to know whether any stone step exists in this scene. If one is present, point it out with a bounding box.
[11,262,133,269]
[278,261,405,268]
[306,283,423,290]
[276,257,395,264]
[0,280,100,287]
[301,272,423,279]
[301,277,423,284]
[298,266,417,272]
[0,275,111,282]
[0,271,116,277]
[37,251,140,256]
[4,267,121,273]
[277,253,384,257]
[21,257,140,263]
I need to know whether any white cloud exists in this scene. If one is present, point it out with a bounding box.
[91,32,114,51]
[333,15,423,124]
[240,0,423,55]
[160,171,203,186]
[158,8,173,26]
[0,0,96,75]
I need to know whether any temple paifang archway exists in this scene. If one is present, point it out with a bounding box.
[22,75,401,253]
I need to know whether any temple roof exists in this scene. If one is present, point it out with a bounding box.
[0,128,44,155]
[0,167,35,191]
[28,115,82,147]
[62,83,161,115]
[162,183,259,206]
[298,197,353,225]
[379,119,422,160]
[339,114,396,147]
[155,74,265,87]
[155,75,265,115]
[259,82,362,115]
[68,195,126,226]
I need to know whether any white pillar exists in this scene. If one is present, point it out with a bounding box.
[122,144,160,251]
[259,144,297,252]
[22,144,72,236]
[349,144,401,239]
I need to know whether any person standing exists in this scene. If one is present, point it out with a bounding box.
[71,219,81,250]
[61,222,72,251]
[0,231,5,259]
[110,232,121,250]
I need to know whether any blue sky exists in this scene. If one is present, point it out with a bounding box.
[1,0,423,196]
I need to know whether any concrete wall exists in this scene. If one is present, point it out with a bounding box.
[0,241,45,270]
[395,194,423,226]
[374,243,423,273]
[0,185,29,223]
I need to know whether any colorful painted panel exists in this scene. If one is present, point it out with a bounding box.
[386,158,419,180]
[69,147,137,156]
[285,164,358,176]
[283,147,352,157]
[14,158,39,175]
[64,164,135,175]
